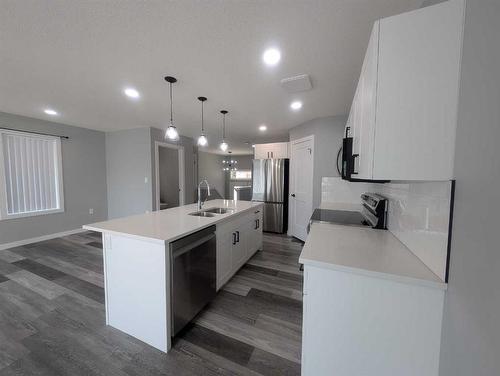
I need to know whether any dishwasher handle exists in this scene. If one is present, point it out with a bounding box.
[171,233,216,259]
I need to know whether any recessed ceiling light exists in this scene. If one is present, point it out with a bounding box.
[44,109,58,116]
[259,125,267,132]
[290,101,303,110]
[262,48,281,66]
[124,87,140,99]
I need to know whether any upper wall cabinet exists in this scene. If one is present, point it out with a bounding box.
[254,142,290,159]
[349,21,379,180]
[348,0,465,181]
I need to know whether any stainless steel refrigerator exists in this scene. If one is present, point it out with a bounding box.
[251,159,289,233]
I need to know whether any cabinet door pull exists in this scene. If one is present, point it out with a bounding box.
[255,219,258,230]
[232,232,236,245]
[351,154,359,175]
[254,210,260,214]
[236,231,240,242]
[257,219,260,229]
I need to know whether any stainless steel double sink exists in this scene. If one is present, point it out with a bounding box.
[189,207,235,217]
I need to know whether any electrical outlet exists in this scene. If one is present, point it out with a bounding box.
[89,208,94,215]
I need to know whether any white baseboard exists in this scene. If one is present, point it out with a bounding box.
[0,228,86,251]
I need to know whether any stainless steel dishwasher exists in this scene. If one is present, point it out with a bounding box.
[170,225,216,336]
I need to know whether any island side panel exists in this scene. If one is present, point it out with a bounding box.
[103,232,171,352]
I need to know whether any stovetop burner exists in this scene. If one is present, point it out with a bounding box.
[309,209,370,227]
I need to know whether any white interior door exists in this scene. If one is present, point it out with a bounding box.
[289,136,314,241]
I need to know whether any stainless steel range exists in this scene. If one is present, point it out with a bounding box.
[308,193,388,233]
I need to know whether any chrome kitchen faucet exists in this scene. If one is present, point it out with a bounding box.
[197,179,211,210]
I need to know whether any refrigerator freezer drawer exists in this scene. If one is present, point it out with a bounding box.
[263,203,285,233]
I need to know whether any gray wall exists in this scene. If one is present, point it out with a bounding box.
[106,127,152,219]
[198,151,225,198]
[439,1,500,375]
[150,127,196,207]
[106,126,197,218]
[289,115,346,208]
[230,155,253,170]
[0,112,107,245]
[158,146,179,207]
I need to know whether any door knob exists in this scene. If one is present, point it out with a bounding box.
[291,194,296,197]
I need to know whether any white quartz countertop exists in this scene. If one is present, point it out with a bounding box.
[299,222,447,290]
[83,199,263,244]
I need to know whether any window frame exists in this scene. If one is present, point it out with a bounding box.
[0,129,65,221]
[229,169,252,181]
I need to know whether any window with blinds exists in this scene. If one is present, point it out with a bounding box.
[0,130,64,219]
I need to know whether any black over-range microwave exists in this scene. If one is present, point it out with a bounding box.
[339,126,389,183]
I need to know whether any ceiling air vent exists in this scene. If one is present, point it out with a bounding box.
[280,74,312,93]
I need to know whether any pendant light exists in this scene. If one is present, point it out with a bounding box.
[219,110,229,152]
[197,96,208,147]
[164,76,179,141]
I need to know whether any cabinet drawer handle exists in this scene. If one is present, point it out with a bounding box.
[236,231,240,243]
[232,232,236,245]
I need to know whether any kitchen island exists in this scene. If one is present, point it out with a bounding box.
[83,199,263,353]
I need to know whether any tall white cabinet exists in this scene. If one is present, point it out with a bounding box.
[347,0,465,181]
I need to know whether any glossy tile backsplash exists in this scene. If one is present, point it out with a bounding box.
[321,177,453,281]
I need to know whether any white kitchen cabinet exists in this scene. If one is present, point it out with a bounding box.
[347,0,464,181]
[254,142,289,159]
[216,225,233,290]
[231,225,247,270]
[216,209,263,290]
[246,208,263,260]
[301,265,445,376]
[352,21,379,180]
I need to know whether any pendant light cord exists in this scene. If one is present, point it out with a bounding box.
[169,82,173,124]
[201,101,204,133]
[222,113,226,139]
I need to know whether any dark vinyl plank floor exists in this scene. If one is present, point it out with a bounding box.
[0,231,303,376]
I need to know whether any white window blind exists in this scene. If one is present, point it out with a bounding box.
[0,130,64,219]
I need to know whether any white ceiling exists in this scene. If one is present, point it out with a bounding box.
[0,0,421,154]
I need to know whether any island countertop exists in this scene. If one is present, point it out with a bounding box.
[83,199,263,244]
